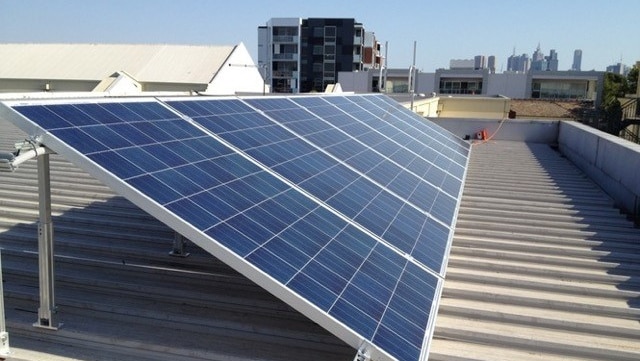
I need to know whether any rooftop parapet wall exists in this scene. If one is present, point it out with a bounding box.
[431,118,559,143]
[436,97,510,119]
[558,121,640,222]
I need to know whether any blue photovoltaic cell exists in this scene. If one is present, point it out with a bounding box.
[194,96,456,273]
[8,94,469,361]
[321,96,467,182]
[351,95,470,166]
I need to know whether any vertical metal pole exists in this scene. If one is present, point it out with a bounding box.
[410,41,417,112]
[377,42,384,93]
[34,153,59,329]
[383,41,388,93]
[0,250,10,355]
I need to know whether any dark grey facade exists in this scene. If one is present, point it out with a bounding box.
[299,18,364,93]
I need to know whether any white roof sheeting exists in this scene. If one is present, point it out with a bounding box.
[0,43,237,84]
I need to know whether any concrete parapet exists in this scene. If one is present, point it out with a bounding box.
[432,118,559,143]
[559,121,640,223]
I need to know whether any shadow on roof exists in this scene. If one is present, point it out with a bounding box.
[0,197,353,361]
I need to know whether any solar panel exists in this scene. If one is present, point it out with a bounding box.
[169,96,462,275]
[0,94,470,361]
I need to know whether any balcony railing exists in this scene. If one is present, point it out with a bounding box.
[273,35,298,43]
[273,53,296,60]
[272,70,294,78]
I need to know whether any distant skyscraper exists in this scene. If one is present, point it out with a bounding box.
[606,62,629,75]
[530,44,548,71]
[507,51,530,73]
[572,49,582,71]
[546,49,559,71]
[488,55,496,73]
[450,55,494,71]
[474,55,486,70]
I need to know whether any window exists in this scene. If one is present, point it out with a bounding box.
[273,27,298,36]
[324,44,335,55]
[324,26,336,36]
[532,80,589,99]
[323,62,335,72]
[439,79,483,95]
[324,26,336,43]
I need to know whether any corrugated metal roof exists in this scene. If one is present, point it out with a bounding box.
[431,141,640,360]
[0,43,236,84]
[0,117,354,361]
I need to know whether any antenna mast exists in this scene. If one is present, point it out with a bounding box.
[409,41,417,111]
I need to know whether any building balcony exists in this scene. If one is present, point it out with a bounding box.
[273,35,298,43]
[273,53,297,60]
[273,70,294,78]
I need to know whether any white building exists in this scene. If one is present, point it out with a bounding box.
[257,18,302,93]
[339,68,604,106]
[0,43,265,95]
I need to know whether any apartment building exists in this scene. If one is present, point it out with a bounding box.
[258,17,380,93]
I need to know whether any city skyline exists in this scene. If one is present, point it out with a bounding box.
[1,0,638,73]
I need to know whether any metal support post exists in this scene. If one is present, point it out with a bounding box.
[34,153,60,329]
[169,232,190,258]
[0,250,10,356]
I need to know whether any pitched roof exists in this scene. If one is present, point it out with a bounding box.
[0,43,236,84]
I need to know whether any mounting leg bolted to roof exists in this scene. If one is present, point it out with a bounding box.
[34,152,60,330]
[0,141,59,330]
[169,232,190,257]
[0,250,10,355]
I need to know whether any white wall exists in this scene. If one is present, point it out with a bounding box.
[558,121,640,220]
[436,97,510,119]
[485,72,528,97]
[0,78,98,92]
[416,73,436,94]
[409,97,440,117]
[257,26,269,76]
[337,72,371,93]
[432,118,559,143]
[205,43,266,95]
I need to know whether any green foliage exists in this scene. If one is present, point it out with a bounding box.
[602,72,625,112]
[600,66,639,134]
[628,65,638,94]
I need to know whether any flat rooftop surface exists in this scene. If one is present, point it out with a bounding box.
[0,118,639,360]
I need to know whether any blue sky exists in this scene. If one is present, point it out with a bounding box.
[1,0,638,72]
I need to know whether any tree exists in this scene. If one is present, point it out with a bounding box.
[627,65,638,95]
[600,72,626,133]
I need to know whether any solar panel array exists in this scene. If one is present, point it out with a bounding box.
[2,94,470,361]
